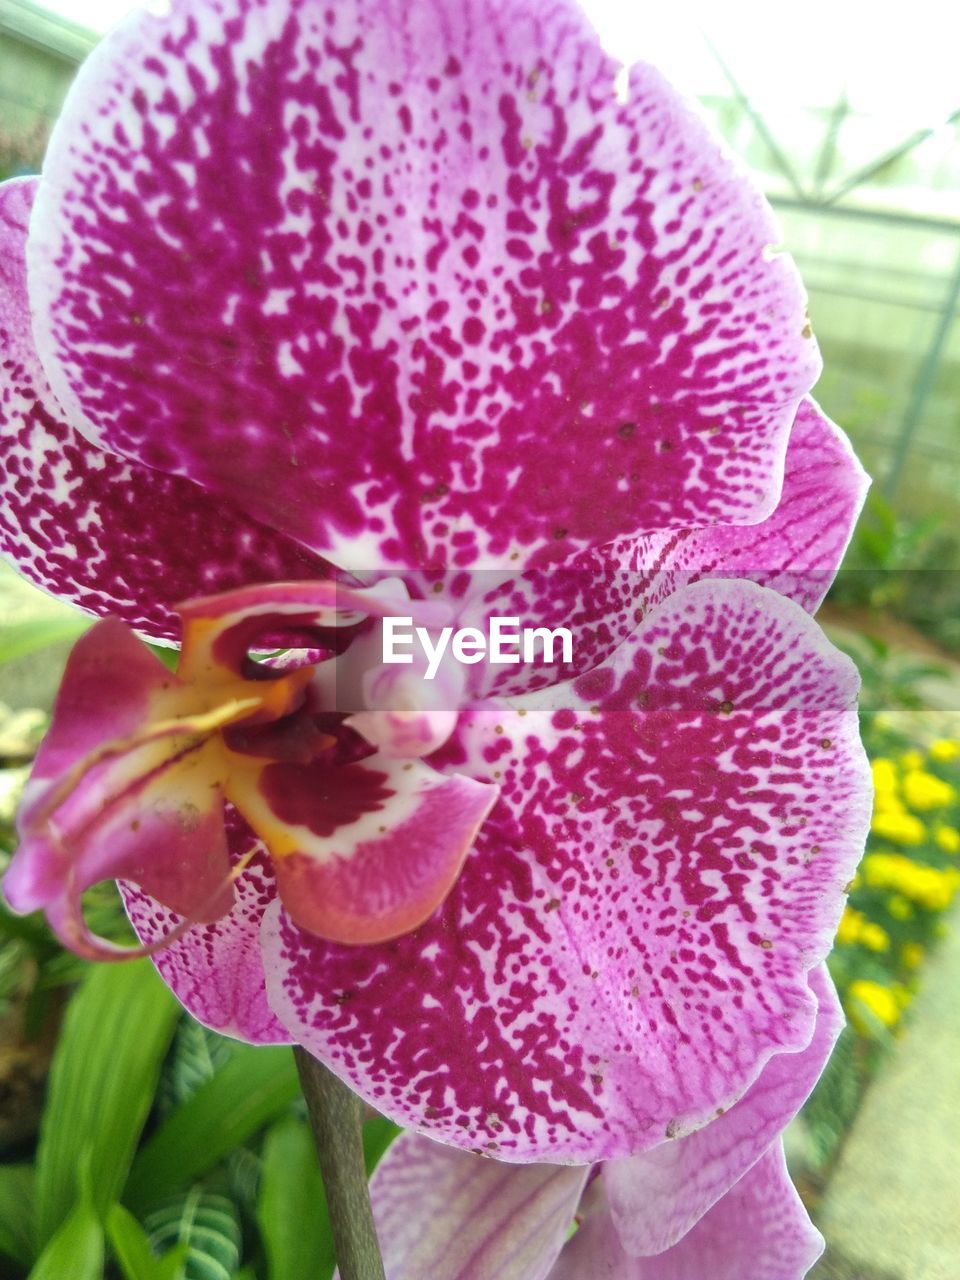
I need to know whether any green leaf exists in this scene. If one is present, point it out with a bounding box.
[28,1198,102,1280]
[257,1117,335,1280]
[363,1114,402,1175]
[146,643,180,673]
[107,1203,189,1280]
[155,1018,237,1117]
[144,1190,240,1280]
[0,614,92,665]
[34,961,179,1246]
[0,1164,35,1266]
[126,1045,299,1213]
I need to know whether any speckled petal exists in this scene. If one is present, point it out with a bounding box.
[448,399,868,702]
[261,579,870,1161]
[30,0,817,570]
[553,1143,823,1280]
[120,820,290,1043]
[363,1131,587,1280]
[604,963,842,1254]
[620,397,870,613]
[0,176,330,641]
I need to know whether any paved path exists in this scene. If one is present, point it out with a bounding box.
[813,900,960,1280]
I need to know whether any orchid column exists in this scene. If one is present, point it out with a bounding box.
[0,0,870,1276]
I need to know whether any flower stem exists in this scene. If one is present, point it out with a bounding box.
[293,1047,386,1280]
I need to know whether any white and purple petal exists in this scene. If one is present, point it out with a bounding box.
[620,397,870,614]
[444,397,868,703]
[30,0,817,570]
[121,819,290,1043]
[553,1143,823,1280]
[364,1130,587,1280]
[0,176,330,641]
[262,579,870,1161]
[603,963,842,1254]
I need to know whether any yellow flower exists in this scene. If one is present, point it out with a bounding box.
[929,739,960,763]
[900,942,924,970]
[870,811,926,845]
[886,894,913,921]
[935,825,960,855]
[849,979,902,1031]
[902,770,956,812]
[836,906,889,950]
[859,922,890,952]
[871,757,899,796]
[862,853,960,910]
[899,750,925,772]
[836,906,864,946]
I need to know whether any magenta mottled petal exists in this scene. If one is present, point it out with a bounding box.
[0,176,330,641]
[30,0,817,569]
[553,1144,823,1280]
[261,580,869,1160]
[121,823,290,1043]
[364,1131,587,1280]
[622,397,870,613]
[453,399,868,703]
[604,963,842,1254]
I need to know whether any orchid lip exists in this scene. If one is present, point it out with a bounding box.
[8,579,499,956]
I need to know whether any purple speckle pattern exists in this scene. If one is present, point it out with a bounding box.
[620,396,871,614]
[30,0,818,570]
[121,815,290,1043]
[446,396,868,702]
[0,177,330,641]
[262,579,869,1160]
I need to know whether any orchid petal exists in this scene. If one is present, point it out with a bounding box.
[262,579,869,1160]
[120,820,290,1043]
[447,397,868,704]
[0,176,332,641]
[622,396,870,613]
[364,1131,587,1280]
[229,752,498,945]
[30,0,816,570]
[553,1143,823,1280]
[604,963,842,1254]
[5,618,239,954]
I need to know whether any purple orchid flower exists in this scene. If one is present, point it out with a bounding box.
[0,0,871,1169]
[355,965,841,1278]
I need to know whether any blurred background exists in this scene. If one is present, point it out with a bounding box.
[1,2,958,1278]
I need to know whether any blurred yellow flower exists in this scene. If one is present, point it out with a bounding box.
[837,906,890,951]
[929,739,960,763]
[886,894,913,921]
[862,853,960,910]
[861,922,890,952]
[902,769,956,812]
[836,906,865,946]
[871,758,898,796]
[899,750,925,772]
[870,811,926,845]
[934,825,960,855]
[900,942,924,970]
[849,979,903,1031]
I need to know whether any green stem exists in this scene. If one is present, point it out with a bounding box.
[293,1047,386,1280]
